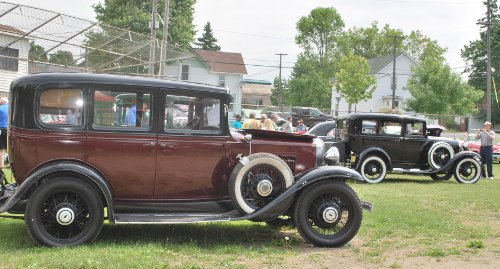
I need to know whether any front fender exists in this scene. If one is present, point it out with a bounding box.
[435,151,481,173]
[355,147,392,170]
[245,166,364,221]
[0,161,115,221]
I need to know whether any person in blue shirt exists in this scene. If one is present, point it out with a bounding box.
[125,104,136,126]
[0,97,9,168]
[232,114,242,129]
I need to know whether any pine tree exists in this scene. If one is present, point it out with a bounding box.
[196,22,221,51]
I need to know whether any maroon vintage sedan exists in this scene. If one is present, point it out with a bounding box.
[0,73,371,247]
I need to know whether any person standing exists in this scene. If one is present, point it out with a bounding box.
[475,121,495,180]
[281,116,294,133]
[296,119,308,133]
[242,112,261,129]
[232,114,242,129]
[0,97,9,168]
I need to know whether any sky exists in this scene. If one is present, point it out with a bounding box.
[5,0,487,81]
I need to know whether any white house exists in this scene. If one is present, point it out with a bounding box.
[164,49,247,115]
[0,24,29,97]
[332,52,417,114]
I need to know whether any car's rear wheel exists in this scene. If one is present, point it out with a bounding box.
[428,142,455,169]
[229,153,294,214]
[359,156,387,184]
[25,178,104,247]
[430,173,453,181]
[454,158,481,184]
[294,181,362,247]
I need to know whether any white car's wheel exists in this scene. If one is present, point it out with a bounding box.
[428,142,455,169]
[454,158,481,184]
[229,153,294,214]
[359,156,387,184]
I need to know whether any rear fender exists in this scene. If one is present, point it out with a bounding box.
[245,166,364,221]
[0,161,115,221]
[355,147,392,171]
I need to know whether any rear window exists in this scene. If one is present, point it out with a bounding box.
[38,88,83,126]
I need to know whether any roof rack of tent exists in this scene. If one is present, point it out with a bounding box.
[0,1,193,78]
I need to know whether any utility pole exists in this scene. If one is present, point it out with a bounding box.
[149,0,158,77]
[387,35,403,112]
[486,0,492,121]
[275,53,287,112]
[159,0,170,78]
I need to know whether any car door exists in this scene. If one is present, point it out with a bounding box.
[372,119,404,162]
[154,92,228,200]
[86,86,157,199]
[401,120,427,163]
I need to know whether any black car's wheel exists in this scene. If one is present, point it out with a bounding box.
[25,178,104,247]
[359,156,387,184]
[430,173,453,180]
[229,153,294,214]
[294,181,362,247]
[428,142,455,169]
[454,158,481,184]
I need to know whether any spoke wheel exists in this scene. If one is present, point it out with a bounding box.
[428,142,454,169]
[359,156,387,183]
[454,158,481,184]
[25,178,104,247]
[294,181,362,247]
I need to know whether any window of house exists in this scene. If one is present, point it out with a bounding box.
[0,47,19,71]
[165,94,221,134]
[39,88,83,126]
[181,65,190,81]
[218,74,226,86]
[93,90,152,129]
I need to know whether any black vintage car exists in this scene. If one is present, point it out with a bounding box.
[327,113,481,184]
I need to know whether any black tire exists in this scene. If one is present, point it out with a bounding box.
[430,173,453,181]
[454,158,481,184]
[428,142,455,169]
[294,181,362,247]
[25,178,104,247]
[359,155,387,184]
[229,153,294,214]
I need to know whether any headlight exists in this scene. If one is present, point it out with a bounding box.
[324,147,340,165]
[313,138,325,167]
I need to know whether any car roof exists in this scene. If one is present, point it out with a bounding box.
[12,72,229,95]
[337,113,425,122]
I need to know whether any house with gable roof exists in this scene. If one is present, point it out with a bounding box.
[164,49,247,115]
[0,24,29,97]
[331,52,417,114]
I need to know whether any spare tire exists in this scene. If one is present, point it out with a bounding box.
[428,142,455,170]
[229,153,294,214]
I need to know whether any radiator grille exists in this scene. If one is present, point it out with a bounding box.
[275,153,296,174]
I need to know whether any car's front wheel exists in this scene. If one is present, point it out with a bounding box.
[25,178,104,247]
[294,181,362,247]
[454,158,481,184]
[359,156,387,183]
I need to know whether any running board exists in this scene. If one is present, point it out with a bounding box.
[392,168,434,174]
[114,211,244,224]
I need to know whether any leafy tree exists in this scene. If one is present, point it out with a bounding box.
[195,22,221,51]
[334,53,377,112]
[29,41,48,62]
[406,58,483,115]
[48,50,74,66]
[404,30,446,63]
[461,0,500,122]
[271,76,288,106]
[93,0,196,48]
[287,71,332,109]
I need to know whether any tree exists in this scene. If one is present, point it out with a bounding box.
[93,0,196,48]
[406,58,483,115]
[461,0,500,122]
[195,22,221,51]
[334,53,377,112]
[271,76,288,106]
[48,50,74,66]
[287,71,332,109]
[29,41,48,62]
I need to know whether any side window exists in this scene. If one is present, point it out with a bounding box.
[93,90,152,129]
[406,122,424,136]
[39,88,83,126]
[361,120,377,135]
[381,121,402,136]
[164,94,221,134]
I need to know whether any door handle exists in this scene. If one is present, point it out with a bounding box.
[159,143,173,149]
[142,142,156,147]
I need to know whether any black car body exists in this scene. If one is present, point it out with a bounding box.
[327,113,481,184]
[291,107,329,127]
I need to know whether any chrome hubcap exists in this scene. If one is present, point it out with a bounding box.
[56,207,75,226]
[256,180,273,196]
[371,167,377,173]
[440,154,446,160]
[322,207,339,223]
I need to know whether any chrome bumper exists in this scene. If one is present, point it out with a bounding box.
[361,200,374,212]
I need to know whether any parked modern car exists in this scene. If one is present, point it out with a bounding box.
[291,107,329,128]
[328,113,481,184]
[0,73,372,247]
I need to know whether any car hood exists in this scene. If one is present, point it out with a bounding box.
[231,129,316,142]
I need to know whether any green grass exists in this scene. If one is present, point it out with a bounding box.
[1,165,499,268]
